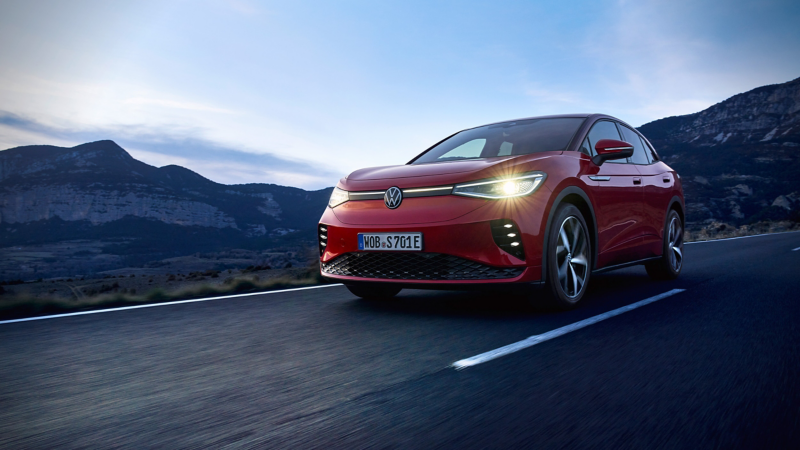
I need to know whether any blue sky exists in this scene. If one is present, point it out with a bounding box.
[1,0,798,189]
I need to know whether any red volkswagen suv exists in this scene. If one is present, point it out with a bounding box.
[318,114,684,309]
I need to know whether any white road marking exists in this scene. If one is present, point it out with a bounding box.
[793,246,800,252]
[452,288,686,370]
[686,230,800,244]
[0,284,344,326]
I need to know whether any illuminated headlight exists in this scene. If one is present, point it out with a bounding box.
[328,187,349,208]
[452,172,546,199]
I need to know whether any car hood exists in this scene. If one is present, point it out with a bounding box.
[347,158,516,181]
[341,153,558,191]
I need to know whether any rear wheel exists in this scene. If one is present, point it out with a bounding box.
[346,284,402,301]
[646,209,683,280]
[544,204,592,309]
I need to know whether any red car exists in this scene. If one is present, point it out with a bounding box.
[318,114,684,309]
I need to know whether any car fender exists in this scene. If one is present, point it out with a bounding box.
[540,185,599,283]
[662,195,685,239]
[667,195,684,217]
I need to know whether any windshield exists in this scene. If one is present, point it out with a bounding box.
[411,117,585,165]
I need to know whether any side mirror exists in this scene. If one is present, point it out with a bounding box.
[592,139,634,166]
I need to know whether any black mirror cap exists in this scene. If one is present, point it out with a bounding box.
[591,147,633,166]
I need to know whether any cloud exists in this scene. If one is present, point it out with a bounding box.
[0,111,338,189]
[123,97,237,114]
[524,86,584,107]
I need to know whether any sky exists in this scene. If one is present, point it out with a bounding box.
[1,0,799,190]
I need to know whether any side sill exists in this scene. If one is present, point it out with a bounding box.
[592,256,661,274]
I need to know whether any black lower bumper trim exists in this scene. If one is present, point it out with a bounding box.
[321,252,525,281]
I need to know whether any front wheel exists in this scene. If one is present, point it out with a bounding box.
[346,284,402,301]
[544,204,592,309]
[645,210,683,280]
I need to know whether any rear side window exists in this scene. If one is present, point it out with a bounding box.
[640,136,659,162]
[411,118,585,164]
[586,120,626,164]
[619,125,650,165]
[638,136,654,163]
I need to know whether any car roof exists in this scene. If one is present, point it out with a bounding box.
[468,113,614,130]
[467,113,644,137]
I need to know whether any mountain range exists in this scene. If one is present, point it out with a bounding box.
[638,76,800,224]
[0,141,331,278]
[1,76,799,279]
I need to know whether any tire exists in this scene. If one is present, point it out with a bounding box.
[346,284,402,301]
[646,209,683,280]
[543,203,592,309]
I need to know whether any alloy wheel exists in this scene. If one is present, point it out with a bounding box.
[667,216,683,272]
[556,216,589,298]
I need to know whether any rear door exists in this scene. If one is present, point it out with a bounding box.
[584,120,645,268]
[619,124,675,258]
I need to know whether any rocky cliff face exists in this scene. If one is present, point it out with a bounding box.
[0,140,332,245]
[639,77,800,227]
[1,185,240,227]
[641,77,800,147]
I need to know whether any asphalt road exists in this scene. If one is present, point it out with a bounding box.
[1,232,799,448]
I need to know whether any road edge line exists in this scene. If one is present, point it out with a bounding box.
[686,229,800,245]
[0,284,344,326]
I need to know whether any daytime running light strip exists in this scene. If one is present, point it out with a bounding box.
[348,191,386,196]
[455,173,543,189]
[403,186,453,193]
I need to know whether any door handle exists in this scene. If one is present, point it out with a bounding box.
[662,177,670,183]
[633,177,642,185]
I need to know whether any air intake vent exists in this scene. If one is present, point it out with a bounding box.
[318,224,328,257]
[321,252,523,281]
[490,219,525,260]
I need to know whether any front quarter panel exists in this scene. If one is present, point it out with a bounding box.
[535,152,600,274]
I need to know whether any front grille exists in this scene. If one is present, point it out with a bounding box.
[321,252,524,281]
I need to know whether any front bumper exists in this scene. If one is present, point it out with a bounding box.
[318,194,548,285]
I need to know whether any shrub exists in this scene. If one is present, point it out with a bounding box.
[0,264,327,321]
[146,289,168,302]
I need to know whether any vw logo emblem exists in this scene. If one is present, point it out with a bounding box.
[384,186,403,209]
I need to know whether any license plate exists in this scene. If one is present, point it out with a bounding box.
[358,232,423,251]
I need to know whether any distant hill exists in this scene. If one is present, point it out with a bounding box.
[638,76,800,226]
[0,140,332,277]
